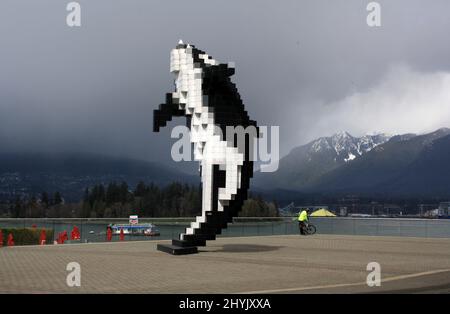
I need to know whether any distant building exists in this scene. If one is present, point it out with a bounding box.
[278,203,330,216]
[383,204,403,216]
[297,205,329,212]
[438,202,450,216]
[418,204,438,217]
[424,208,440,217]
[339,207,348,217]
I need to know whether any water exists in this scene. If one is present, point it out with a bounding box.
[0,217,449,244]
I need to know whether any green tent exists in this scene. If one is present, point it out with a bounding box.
[310,208,336,217]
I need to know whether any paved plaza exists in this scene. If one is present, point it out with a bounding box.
[1,234,450,293]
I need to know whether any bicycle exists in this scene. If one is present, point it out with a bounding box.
[299,221,317,235]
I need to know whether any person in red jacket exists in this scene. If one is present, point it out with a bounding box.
[119,228,125,241]
[71,226,80,240]
[40,229,47,245]
[7,233,14,246]
[106,226,113,242]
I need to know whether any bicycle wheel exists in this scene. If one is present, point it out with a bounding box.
[306,224,316,235]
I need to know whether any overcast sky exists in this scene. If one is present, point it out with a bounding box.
[1,0,450,166]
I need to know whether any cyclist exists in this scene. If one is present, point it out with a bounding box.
[298,209,308,235]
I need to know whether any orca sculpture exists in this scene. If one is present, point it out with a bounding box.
[154,41,258,254]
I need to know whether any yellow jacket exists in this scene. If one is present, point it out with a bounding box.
[298,210,308,222]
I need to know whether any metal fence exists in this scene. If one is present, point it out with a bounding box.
[0,216,449,246]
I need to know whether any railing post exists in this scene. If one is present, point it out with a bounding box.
[353,218,356,235]
[53,220,56,243]
[376,219,379,236]
[80,218,83,243]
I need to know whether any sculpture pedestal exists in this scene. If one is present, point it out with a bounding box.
[157,243,198,255]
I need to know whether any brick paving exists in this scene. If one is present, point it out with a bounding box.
[1,234,450,293]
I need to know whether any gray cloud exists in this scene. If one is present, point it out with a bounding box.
[297,64,450,142]
[1,0,450,164]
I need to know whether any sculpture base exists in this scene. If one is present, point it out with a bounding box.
[173,238,206,247]
[157,243,198,255]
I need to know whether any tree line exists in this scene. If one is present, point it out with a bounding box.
[2,181,279,218]
[9,191,64,218]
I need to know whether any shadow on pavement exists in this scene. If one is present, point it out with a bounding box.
[202,244,284,253]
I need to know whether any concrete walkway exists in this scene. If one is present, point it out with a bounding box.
[1,234,450,293]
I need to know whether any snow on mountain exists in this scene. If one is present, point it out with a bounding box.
[307,132,392,163]
[344,153,356,162]
[311,137,332,152]
[254,128,450,196]
[254,131,394,191]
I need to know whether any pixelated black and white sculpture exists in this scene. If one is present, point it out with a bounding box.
[154,41,258,255]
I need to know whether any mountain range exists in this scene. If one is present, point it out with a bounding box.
[254,128,450,197]
[1,127,450,202]
[0,152,197,202]
[254,131,392,190]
